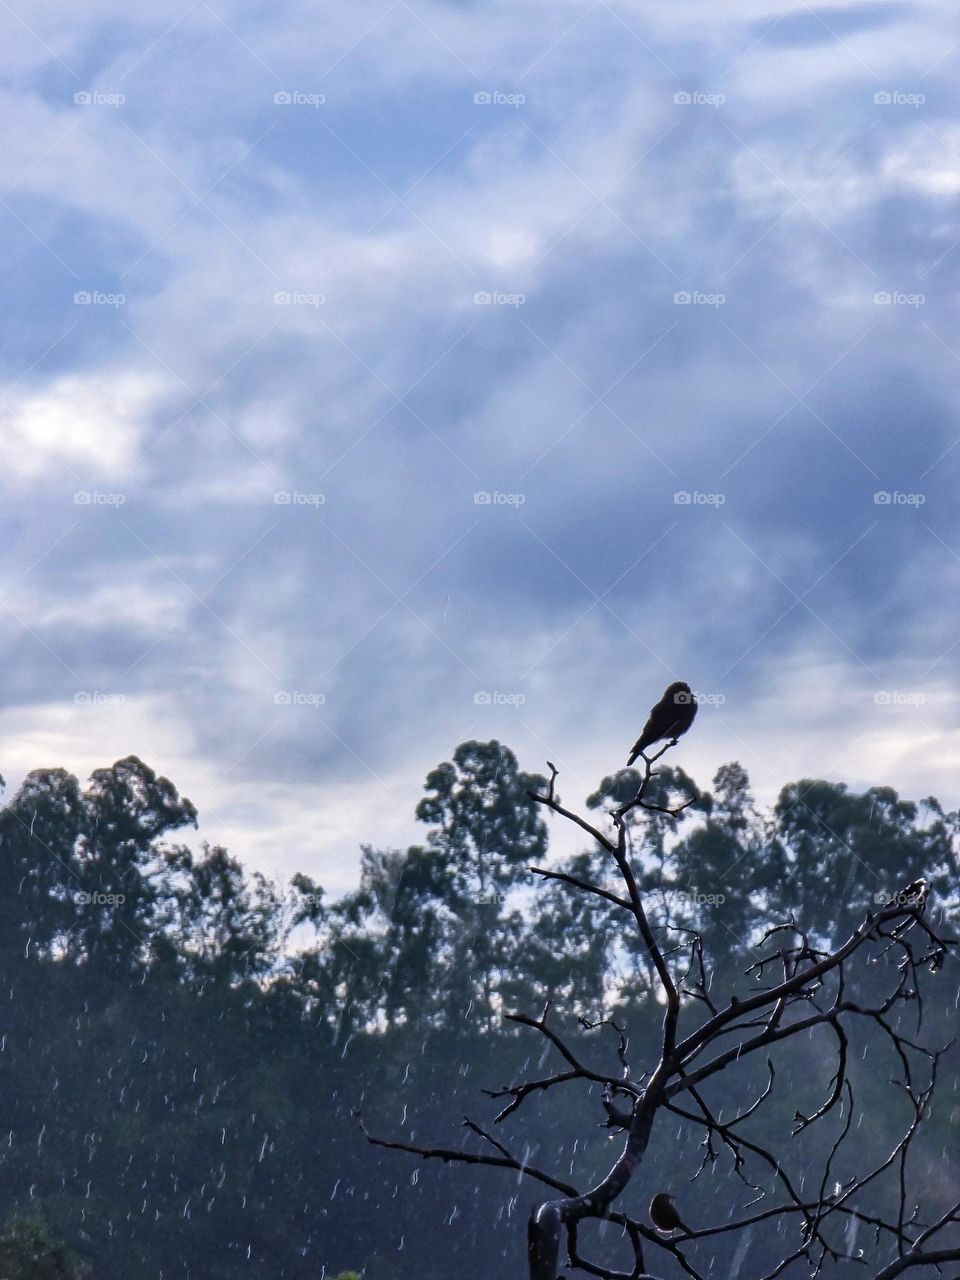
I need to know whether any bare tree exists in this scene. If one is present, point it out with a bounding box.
[360,744,958,1280]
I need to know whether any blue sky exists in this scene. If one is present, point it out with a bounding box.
[2,0,960,891]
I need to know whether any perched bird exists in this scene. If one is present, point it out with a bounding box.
[649,1192,690,1235]
[628,681,698,766]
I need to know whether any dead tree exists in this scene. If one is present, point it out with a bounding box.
[360,743,958,1279]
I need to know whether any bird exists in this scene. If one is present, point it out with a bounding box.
[649,1192,690,1235]
[628,682,698,766]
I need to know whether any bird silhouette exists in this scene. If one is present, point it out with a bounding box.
[628,681,698,766]
[649,1192,690,1234]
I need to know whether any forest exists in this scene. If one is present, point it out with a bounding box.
[0,741,957,1278]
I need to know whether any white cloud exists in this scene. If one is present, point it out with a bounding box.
[0,368,165,484]
[0,0,956,903]
[0,692,194,793]
[6,579,190,636]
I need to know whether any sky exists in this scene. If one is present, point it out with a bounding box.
[2,0,960,894]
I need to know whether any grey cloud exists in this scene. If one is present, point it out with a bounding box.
[1,0,959,887]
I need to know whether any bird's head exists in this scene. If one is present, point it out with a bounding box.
[667,681,693,705]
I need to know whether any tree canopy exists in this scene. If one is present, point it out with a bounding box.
[0,742,955,1278]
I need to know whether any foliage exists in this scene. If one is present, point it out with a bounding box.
[0,744,955,1278]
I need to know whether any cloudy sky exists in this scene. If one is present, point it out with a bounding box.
[2,0,960,892]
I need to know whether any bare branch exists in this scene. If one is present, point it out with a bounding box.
[365,753,958,1280]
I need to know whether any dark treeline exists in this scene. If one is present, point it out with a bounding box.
[0,743,957,1278]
